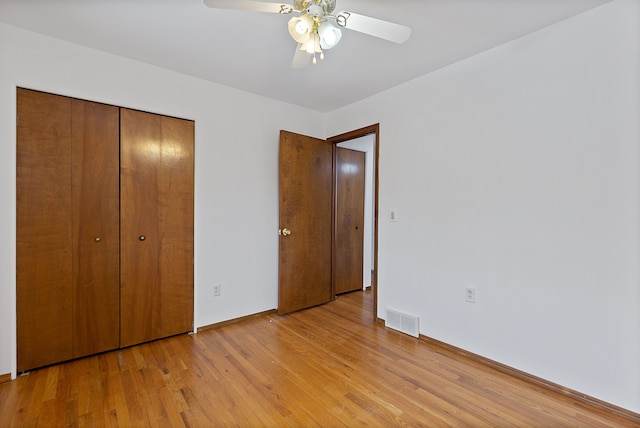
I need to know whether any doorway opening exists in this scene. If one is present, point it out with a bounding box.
[329,124,379,321]
[277,125,379,320]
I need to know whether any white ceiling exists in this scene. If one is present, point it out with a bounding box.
[0,0,611,112]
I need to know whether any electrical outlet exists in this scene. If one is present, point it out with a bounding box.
[213,284,221,297]
[465,288,475,303]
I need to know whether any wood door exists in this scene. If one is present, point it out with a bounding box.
[278,130,333,314]
[70,99,120,357]
[120,109,194,347]
[17,89,120,371]
[334,148,365,294]
[17,89,73,372]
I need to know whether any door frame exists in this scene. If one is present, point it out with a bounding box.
[328,124,380,322]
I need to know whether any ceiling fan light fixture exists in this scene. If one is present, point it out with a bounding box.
[306,3,324,17]
[287,15,313,43]
[301,35,320,54]
[317,20,341,49]
[294,21,307,34]
[203,0,411,68]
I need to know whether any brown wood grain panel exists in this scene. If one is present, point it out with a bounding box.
[278,130,333,314]
[334,147,365,294]
[70,99,120,357]
[17,88,74,372]
[120,108,194,347]
[1,290,637,427]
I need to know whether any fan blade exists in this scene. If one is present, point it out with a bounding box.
[291,43,312,69]
[203,0,294,14]
[334,11,411,44]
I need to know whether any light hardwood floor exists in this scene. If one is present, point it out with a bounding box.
[1,289,637,427]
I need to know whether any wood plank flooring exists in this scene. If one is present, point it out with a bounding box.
[1,289,637,427]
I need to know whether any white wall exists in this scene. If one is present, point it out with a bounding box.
[0,23,323,379]
[326,0,640,414]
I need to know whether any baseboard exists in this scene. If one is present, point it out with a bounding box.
[417,334,640,424]
[0,373,11,384]
[197,309,277,332]
[377,317,639,424]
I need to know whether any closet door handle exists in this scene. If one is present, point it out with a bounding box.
[139,235,146,241]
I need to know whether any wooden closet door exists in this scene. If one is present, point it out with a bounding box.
[17,89,73,372]
[17,89,120,372]
[70,99,120,357]
[120,109,194,347]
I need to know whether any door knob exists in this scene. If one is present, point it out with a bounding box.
[280,228,292,237]
[139,235,146,241]
[94,237,101,242]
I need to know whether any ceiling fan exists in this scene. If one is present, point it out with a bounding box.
[202,0,412,68]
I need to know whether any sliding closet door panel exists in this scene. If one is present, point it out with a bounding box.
[71,100,120,357]
[120,109,194,347]
[17,89,74,372]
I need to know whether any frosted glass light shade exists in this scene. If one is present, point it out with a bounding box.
[288,15,313,43]
[318,21,341,49]
[301,36,320,54]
